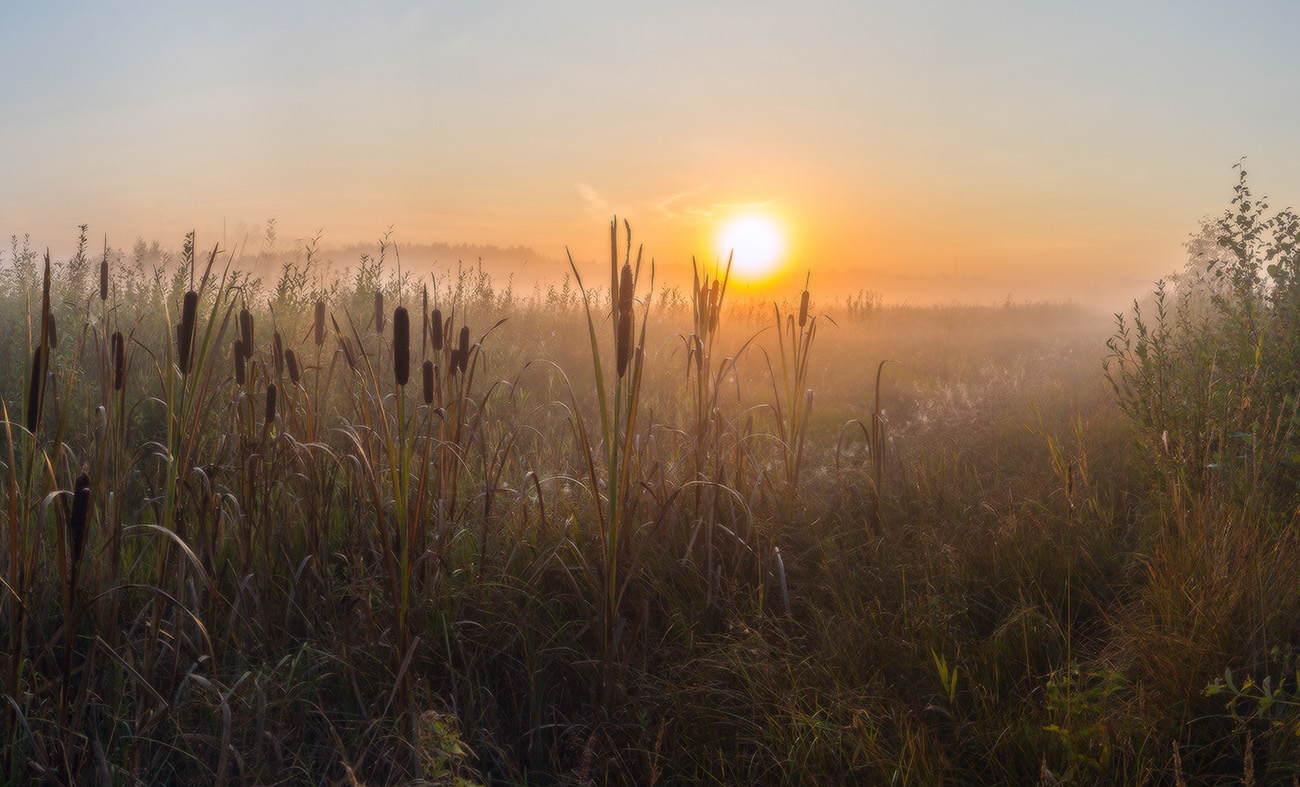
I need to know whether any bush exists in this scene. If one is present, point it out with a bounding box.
[1105,166,1300,514]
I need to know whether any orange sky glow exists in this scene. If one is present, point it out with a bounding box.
[4,2,1300,308]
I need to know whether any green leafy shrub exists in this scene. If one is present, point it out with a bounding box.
[1105,166,1300,512]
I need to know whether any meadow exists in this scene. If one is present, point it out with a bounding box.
[3,194,1300,785]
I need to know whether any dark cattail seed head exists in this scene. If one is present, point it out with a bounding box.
[178,290,198,374]
[374,291,385,333]
[264,383,277,426]
[26,346,45,434]
[393,307,410,386]
[618,262,634,314]
[233,340,246,385]
[422,360,434,404]
[430,309,444,351]
[112,331,125,391]
[616,310,633,378]
[68,474,91,568]
[100,256,109,301]
[314,300,326,347]
[286,348,300,385]
[457,326,470,373]
[798,290,809,328]
[239,308,254,354]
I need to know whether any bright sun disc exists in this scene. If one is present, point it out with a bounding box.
[717,216,784,279]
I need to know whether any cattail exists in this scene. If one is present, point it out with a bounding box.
[26,346,45,434]
[422,360,434,405]
[392,307,410,386]
[618,262,634,314]
[616,310,633,378]
[264,383,277,427]
[798,290,809,328]
[286,348,300,386]
[46,313,57,350]
[239,308,254,355]
[374,291,385,333]
[314,300,326,347]
[99,254,108,301]
[111,331,125,391]
[233,340,246,385]
[272,331,284,377]
[430,309,444,351]
[178,290,198,374]
[68,474,91,570]
[457,326,470,373]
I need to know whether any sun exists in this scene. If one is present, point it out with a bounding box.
[716,215,785,279]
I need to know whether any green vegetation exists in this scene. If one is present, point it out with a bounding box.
[1,180,1297,784]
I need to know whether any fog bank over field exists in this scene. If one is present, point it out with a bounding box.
[28,229,1158,313]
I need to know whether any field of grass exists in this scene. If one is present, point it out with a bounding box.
[2,216,1298,786]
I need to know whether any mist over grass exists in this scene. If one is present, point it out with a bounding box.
[1,190,1297,784]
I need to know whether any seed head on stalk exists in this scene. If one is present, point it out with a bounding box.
[616,310,633,378]
[67,474,92,572]
[233,340,246,385]
[112,331,125,391]
[431,309,444,351]
[314,300,326,347]
[99,248,108,302]
[286,348,300,386]
[26,346,45,435]
[374,291,385,333]
[422,360,434,405]
[393,307,410,386]
[240,307,254,355]
[264,383,277,427]
[177,290,199,374]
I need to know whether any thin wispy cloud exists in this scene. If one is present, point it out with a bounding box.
[576,183,613,218]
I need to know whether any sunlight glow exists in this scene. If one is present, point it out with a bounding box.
[717,215,785,279]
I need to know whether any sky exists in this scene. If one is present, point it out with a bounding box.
[3,1,1300,306]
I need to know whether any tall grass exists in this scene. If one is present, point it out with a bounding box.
[1,203,1293,784]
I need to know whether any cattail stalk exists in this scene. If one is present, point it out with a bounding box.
[314,300,326,347]
[286,348,300,386]
[111,331,125,391]
[233,340,246,385]
[431,309,444,351]
[68,474,91,574]
[616,311,633,378]
[240,308,254,355]
[393,307,410,386]
[177,290,198,374]
[264,383,277,427]
[26,346,45,434]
